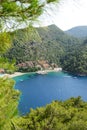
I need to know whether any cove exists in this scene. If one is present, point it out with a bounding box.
[14,71,87,115]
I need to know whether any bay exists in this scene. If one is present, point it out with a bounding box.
[14,72,87,115]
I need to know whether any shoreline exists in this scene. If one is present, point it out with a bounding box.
[63,70,87,77]
[1,68,87,78]
[7,72,28,78]
[36,68,62,75]
[0,72,27,78]
[1,68,62,78]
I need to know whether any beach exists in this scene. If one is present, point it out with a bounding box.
[0,72,27,78]
[7,72,27,78]
[0,68,62,78]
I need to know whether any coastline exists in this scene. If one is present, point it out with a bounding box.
[0,72,27,78]
[7,72,27,78]
[1,68,87,78]
[63,70,87,77]
[36,68,62,74]
[1,68,62,78]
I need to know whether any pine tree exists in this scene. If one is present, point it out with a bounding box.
[0,0,59,130]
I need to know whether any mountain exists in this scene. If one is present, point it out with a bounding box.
[5,24,81,66]
[65,26,87,38]
[36,25,81,47]
[5,24,87,75]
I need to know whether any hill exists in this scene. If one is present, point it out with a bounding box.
[65,26,87,38]
[5,24,87,75]
[5,24,81,66]
[61,38,87,75]
[37,25,81,48]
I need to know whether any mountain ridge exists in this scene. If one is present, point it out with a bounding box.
[65,26,87,38]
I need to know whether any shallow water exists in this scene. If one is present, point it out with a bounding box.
[0,74,5,77]
[14,72,87,115]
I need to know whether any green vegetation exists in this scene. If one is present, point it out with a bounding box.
[19,66,40,73]
[0,1,61,130]
[0,32,12,53]
[5,25,81,64]
[0,0,58,30]
[61,39,87,75]
[0,78,20,130]
[1,0,87,130]
[0,57,17,74]
[5,25,85,75]
[13,97,87,130]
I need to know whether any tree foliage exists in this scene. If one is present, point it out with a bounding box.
[0,57,17,74]
[0,78,20,130]
[13,97,87,130]
[5,25,81,65]
[0,1,61,130]
[61,40,87,75]
[0,0,59,26]
[0,0,59,53]
[0,32,12,53]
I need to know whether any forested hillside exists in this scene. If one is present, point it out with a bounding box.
[61,38,87,75]
[5,24,87,75]
[5,25,82,66]
[5,25,87,75]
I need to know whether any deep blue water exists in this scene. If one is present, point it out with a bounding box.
[14,72,87,115]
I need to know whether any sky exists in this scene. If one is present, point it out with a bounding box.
[3,0,87,32]
[34,0,87,30]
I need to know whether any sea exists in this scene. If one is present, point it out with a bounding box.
[14,71,87,115]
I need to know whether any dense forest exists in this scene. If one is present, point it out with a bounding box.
[61,38,87,75]
[4,24,87,75]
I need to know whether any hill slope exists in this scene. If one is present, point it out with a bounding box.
[61,37,87,75]
[5,25,81,65]
[37,25,81,48]
[5,24,87,75]
[65,26,87,38]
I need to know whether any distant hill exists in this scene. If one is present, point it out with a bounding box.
[65,26,87,38]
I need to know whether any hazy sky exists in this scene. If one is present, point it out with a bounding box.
[34,0,87,30]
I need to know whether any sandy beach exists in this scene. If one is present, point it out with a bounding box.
[0,68,62,78]
[7,72,27,78]
[0,72,27,78]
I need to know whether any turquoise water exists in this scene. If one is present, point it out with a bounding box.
[14,72,87,115]
[0,74,5,77]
